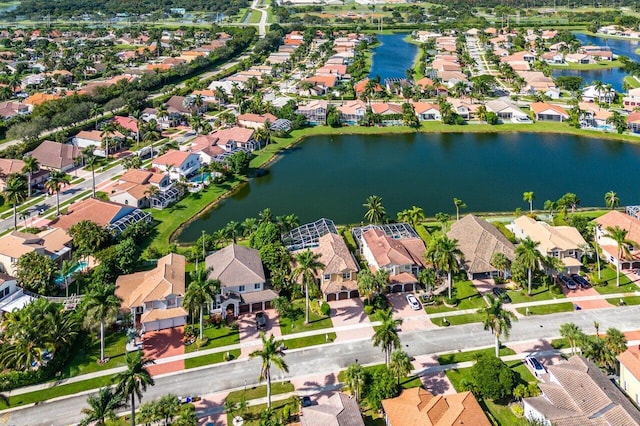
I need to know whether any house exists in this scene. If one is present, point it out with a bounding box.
[582,85,616,103]
[207,126,259,152]
[22,93,60,111]
[524,356,640,426]
[579,102,613,128]
[165,95,206,119]
[205,244,277,319]
[237,113,277,130]
[447,215,515,279]
[292,232,359,302]
[352,223,426,293]
[0,101,29,119]
[412,102,441,121]
[73,130,125,157]
[106,169,171,208]
[116,253,188,332]
[297,100,328,125]
[338,100,367,125]
[530,102,569,122]
[152,149,201,181]
[565,53,591,64]
[629,112,640,133]
[188,134,227,164]
[301,392,364,426]
[0,229,72,276]
[510,216,586,274]
[381,387,491,426]
[112,115,139,137]
[0,158,25,191]
[619,346,640,405]
[370,103,403,125]
[353,78,383,97]
[485,99,528,122]
[595,209,640,270]
[623,87,640,112]
[30,140,82,172]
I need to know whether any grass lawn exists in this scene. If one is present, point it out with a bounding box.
[625,75,640,89]
[227,397,296,426]
[551,337,570,350]
[184,349,241,369]
[591,267,637,294]
[248,10,262,24]
[549,59,623,70]
[621,296,640,305]
[516,302,575,316]
[61,333,128,379]
[506,284,565,304]
[184,323,239,353]
[438,347,516,365]
[225,381,294,404]
[425,280,486,314]
[431,313,484,326]
[283,332,336,350]
[277,300,332,335]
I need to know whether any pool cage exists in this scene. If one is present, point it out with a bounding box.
[283,218,338,251]
[150,187,183,210]
[107,209,152,235]
[351,223,419,249]
[626,206,640,221]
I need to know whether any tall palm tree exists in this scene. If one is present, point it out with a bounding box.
[291,250,325,324]
[523,191,535,214]
[345,363,365,401]
[80,387,127,426]
[82,147,98,198]
[100,122,117,159]
[605,226,634,287]
[604,190,620,210]
[4,173,28,230]
[389,349,412,385]
[249,332,289,409]
[21,156,39,199]
[183,267,219,340]
[113,351,155,426]
[142,120,161,159]
[480,295,517,357]
[45,170,71,217]
[427,235,462,299]
[515,237,541,295]
[372,308,403,366]
[453,197,466,221]
[559,322,585,355]
[60,259,76,298]
[225,221,243,244]
[363,195,386,224]
[83,284,122,363]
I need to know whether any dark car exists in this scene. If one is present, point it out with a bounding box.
[301,396,312,407]
[492,287,511,303]
[571,274,591,289]
[559,274,577,290]
[255,311,267,330]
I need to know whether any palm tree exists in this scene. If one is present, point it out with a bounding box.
[83,284,122,363]
[4,173,28,230]
[604,328,627,359]
[225,221,243,244]
[156,394,180,425]
[481,295,517,357]
[345,363,365,401]
[427,235,462,299]
[21,156,39,199]
[523,191,535,214]
[490,252,511,279]
[453,197,466,221]
[100,122,117,159]
[604,190,619,210]
[259,208,273,224]
[559,322,585,355]
[291,250,325,324]
[113,351,155,426]
[142,121,161,158]
[183,267,219,340]
[45,170,71,217]
[389,349,412,385]
[249,332,289,409]
[515,237,541,295]
[363,195,386,224]
[605,226,634,287]
[80,387,127,426]
[83,147,98,198]
[543,200,556,221]
[60,259,77,298]
[372,308,403,366]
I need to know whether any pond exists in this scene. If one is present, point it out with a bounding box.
[177,132,640,242]
[369,33,418,81]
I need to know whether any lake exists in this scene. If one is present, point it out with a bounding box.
[177,132,640,242]
[369,33,418,81]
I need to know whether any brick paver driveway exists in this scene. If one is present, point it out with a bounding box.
[238,309,281,358]
[387,293,435,332]
[562,285,613,310]
[143,326,185,375]
[329,298,374,342]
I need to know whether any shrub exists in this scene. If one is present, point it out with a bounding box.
[444,297,458,307]
[363,305,374,315]
[184,325,197,338]
[194,337,209,349]
[511,404,524,417]
[320,302,331,316]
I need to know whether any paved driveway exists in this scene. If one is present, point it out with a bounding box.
[238,309,281,358]
[329,298,374,342]
[411,354,455,395]
[562,286,613,310]
[143,326,185,375]
[387,293,435,332]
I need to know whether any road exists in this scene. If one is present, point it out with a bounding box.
[5,305,640,426]
[249,0,269,38]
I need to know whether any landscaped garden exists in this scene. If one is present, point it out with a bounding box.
[590,266,638,294]
[425,279,487,314]
[277,300,332,335]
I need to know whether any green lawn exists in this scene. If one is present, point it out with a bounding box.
[185,323,239,353]
[506,284,565,304]
[438,347,515,365]
[184,349,241,369]
[277,300,333,335]
[425,280,486,314]
[549,59,623,70]
[248,10,262,24]
[225,381,294,404]
[61,333,128,378]
[591,267,637,294]
[621,296,640,306]
[431,313,485,326]
[516,302,575,316]
[227,397,296,426]
[625,76,640,89]
[283,332,336,350]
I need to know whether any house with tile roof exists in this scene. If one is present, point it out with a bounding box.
[205,244,277,319]
[338,100,367,125]
[623,87,640,112]
[0,229,72,276]
[30,140,82,172]
[301,392,364,426]
[50,198,151,235]
[510,215,586,274]
[207,126,258,152]
[447,215,515,279]
[412,102,441,121]
[73,130,126,157]
[619,346,640,405]
[381,387,491,426]
[237,113,277,130]
[0,158,26,191]
[628,112,640,133]
[297,100,328,125]
[595,209,640,270]
[116,253,187,332]
[530,102,569,122]
[106,170,170,209]
[152,149,200,181]
[524,356,640,426]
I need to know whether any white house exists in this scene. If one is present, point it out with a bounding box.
[582,85,616,103]
[152,149,200,181]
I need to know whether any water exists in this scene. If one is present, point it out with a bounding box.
[190,172,211,184]
[551,33,640,92]
[55,261,88,286]
[178,132,640,242]
[369,33,418,81]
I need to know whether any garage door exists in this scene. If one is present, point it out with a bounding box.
[326,293,337,302]
[251,302,263,312]
[338,292,348,300]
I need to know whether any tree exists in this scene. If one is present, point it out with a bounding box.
[291,250,325,324]
[363,195,386,224]
[604,328,627,361]
[83,147,98,198]
[80,387,127,426]
[453,197,466,221]
[114,351,155,426]
[435,212,450,232]
[389,349,412,385]
[22,156,39,199]
[60,258,76,298]
[68,220,109,257]
[366,367,400,410]
[45,170,71,217]
[4,173,28,230]
[16,251,57,295]
[605,226,633,287]
[183,267,219,340]
[468,354,516,401]
[515,237,541,295]
[559,322,586,355]
[604,190,619,210]
[225,221,243,244]
[427,235,462,299]
[557,192,580,215]
[345,363,365,401]
[481,295,517,357]
[156,394,181,426]
[83,283,122,363]
[372,308,403,366]
[523,191,535,214]
[607,111,628,134]
[249,332,289,409]
[490,252,511,279]
[543,199,556,220]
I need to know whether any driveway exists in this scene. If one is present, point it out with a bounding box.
[471,278,494,296]
[143,326,185,375]
[329,298,374,342]
[387,293,435,332]
[561,286,613,310]
[411,354,455,395]
[238,309,281,358]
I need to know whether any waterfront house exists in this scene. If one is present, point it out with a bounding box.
[116,253,188,332]
[237,113,277,130]
[370,102,403,125]
[297,100,328,125]
[579,102,613,128]
[29,140,81,173]
[412,102,441,121]
[485,99,528,122]
[152,149,200,181]
[565,53,591,64]
[623,88,640,112]
[188,134,226,165]
[208,126,258,151]
[338,100,367,125]
[628,112,640,133]
[50,198,151,235]
[0,229,72,276]
[595,209,640,270]
[106,169,171,209]
[582,84,616,103]
[530,102,569,122]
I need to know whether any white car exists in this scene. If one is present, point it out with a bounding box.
[406,294,421,310]
[524,356,547,378]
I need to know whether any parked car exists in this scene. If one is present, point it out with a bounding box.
[301,396,312,407]
[524,356,547,378]
[255,311,267,330]
[406,294,421,310]
[492,287,511,304]
[558,274,577,290]
[571,274,591,289]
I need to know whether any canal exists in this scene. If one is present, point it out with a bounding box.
[368,33,418,81]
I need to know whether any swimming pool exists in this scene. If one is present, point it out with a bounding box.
[189,172,211,184]
[55,261,88,285]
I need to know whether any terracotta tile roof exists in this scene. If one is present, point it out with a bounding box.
[412,102,440,114]
[208,127,254,144]
[382,388,491,426]
[0,158,25,175]
[152,149,192,167]
[514,216,586,254]
[205,244,265,288]
[353,78,383,94]
[237,113,277,124]
[628,112,640,124]
[530,102,569,118]
[370,103,403,115]
[119,169,153,184]
[363,228,426,269]
[596,210,640,246]
[140,306,188,323]
[301,392,364,426]
[23,92,60,106]
[113,115,138,133]
[116,253,186,309]
[618,346,640,380]
[30,140,81,171]
[0,231,43,258]
[306,74,337,88]
[51,198,130,230]
[38,227,72,254]
[415,77,434,88]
